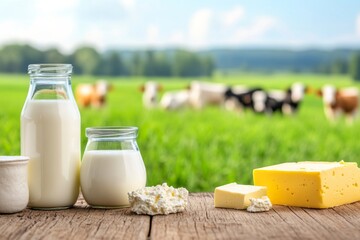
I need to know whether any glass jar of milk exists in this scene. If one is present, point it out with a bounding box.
[21,64,81,210]
[81,127,147,208]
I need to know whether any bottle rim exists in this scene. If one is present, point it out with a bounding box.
[86,126,138,139]
[28,64,73,77]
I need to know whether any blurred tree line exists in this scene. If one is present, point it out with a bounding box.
[0,44,214,77]
[211,48,360,81]
[314,54,360,81]
[1,43,360,81]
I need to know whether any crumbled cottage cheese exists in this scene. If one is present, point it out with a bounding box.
[247,196,272,212]
[128,183,189,215]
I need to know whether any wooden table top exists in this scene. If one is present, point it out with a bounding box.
[1,193,359,239]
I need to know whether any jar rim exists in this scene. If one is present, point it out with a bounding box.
[86,126,138,139]
[0,156,29,165]
[28,64,72,77]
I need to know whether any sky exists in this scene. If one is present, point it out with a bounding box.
[0,0,360,53]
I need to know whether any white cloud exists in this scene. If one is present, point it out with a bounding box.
[357,14,360,37]
[34,0,79,12]
[0,0,80,52]
[119,0,136,12]
[146,24,160,45]
[0,16,76,53]
[0,21,22,43]
[169,30,185,45]
[78,22,128,51]
[222,6,244,27]
[234,16,277,42]
[1,1,358,50]
[82,26,104,49]
[188,9,213,46]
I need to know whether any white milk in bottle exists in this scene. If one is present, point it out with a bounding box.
[21,64,80,209]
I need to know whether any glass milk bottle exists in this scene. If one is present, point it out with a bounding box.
[80,127,146,208]
[21,64,81,209]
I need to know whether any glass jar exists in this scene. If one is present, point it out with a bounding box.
[80,127,147,208]
[21,64,81,210]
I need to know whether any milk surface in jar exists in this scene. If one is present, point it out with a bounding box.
[80,127,146,208]
[21,64,81,209]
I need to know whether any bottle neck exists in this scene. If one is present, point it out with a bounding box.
[27,64,74,101]
[28,77,73,101]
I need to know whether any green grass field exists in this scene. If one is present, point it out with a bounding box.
[1,72,360,192]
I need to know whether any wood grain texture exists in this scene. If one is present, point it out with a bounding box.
[150,193,360,240]
[1,193,359,240]
[0,197,150,240]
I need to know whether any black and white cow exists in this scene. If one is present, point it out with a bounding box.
[266,82,307,115]
[224,87,266,113]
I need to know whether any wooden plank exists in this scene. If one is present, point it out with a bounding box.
[1,193,359,239]
[0,197,150,240]
[150,193,360,239]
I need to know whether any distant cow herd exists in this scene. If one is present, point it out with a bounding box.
[75,80,359,124]
[140,81,309,115]
[140,81,359,124]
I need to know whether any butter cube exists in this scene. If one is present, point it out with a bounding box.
[253,161,360,208]
[214,183,267,209]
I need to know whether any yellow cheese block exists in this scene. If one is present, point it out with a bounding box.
[214,183,267,209]
[253,161,360,208]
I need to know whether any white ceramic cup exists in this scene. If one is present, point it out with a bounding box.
[0,156,29,214]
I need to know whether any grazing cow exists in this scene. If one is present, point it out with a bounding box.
[266,82,307,115]
[140,81,162,109]
[317,85,359,124]
[223,85,249,111]
[265,90,286,113]
[188,81,228,109]
[75,80,113,108]
[160,90,190,110]
[283,82,307,115]
[224,87,266,113]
